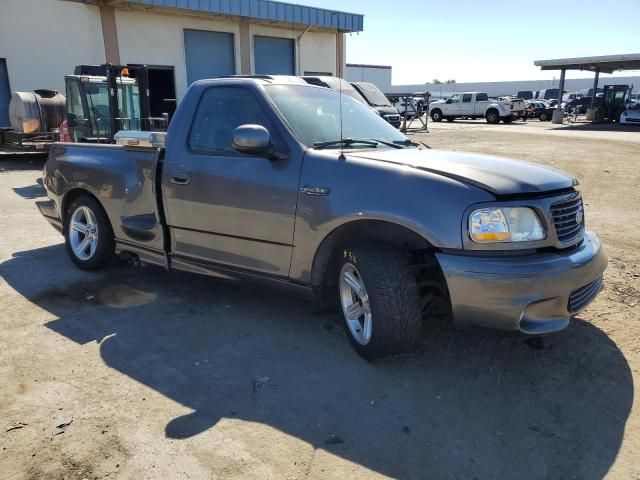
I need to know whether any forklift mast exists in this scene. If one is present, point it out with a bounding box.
[72,63,153,139]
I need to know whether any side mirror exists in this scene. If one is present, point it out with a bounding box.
[232,124,273,156]
[445,98,452,104]
[67,113,78,127]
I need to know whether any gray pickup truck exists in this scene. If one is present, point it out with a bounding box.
[37,75,607,360]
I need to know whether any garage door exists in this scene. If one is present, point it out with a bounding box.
[184,30,235,85]
[0,59,10,127]
[254,36,294,75]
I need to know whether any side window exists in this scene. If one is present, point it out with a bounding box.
[475,93,488,101]
[462,94,472,103]
[189,87,274,154]
[66,80,84,117]
[449,94,460,103]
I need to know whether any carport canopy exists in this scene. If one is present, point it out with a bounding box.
[533,53,640,123]
[534,53,640,74]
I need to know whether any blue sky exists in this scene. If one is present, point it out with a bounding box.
[302,0,640,84]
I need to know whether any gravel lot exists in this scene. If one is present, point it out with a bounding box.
[1,120,639,479]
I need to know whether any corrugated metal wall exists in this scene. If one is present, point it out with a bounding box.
[184,29,235,85]
[0,59,11,127]
[254,36,294,75]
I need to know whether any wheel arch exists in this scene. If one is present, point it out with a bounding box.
[61,188,110,232]
[310,219,435,290]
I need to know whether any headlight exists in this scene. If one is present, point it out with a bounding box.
[469,207,545,243]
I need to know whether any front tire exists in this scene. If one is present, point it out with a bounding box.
[64,195,115,270]
[337,243,423,360]
[431,109,443,122]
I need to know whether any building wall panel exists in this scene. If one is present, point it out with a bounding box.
[0,0,105,94]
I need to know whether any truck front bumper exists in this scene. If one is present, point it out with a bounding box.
[435,231,607,335]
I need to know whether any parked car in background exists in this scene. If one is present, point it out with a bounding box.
[389,96,420,119]
[536,88,561,101]
[525,101,553,121]
[350,81,402,128]
[37,75,606,360]
[302,76,382,118]
[620,103,640,125]
[302,76,368,105]
[517,90,534,100]
[562,96,595,114]
[429,92,513,124]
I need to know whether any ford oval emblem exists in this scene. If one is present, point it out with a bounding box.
[576,210,583,225]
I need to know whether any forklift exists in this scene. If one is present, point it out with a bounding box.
[601,84,632,123]
[60,64,171,143]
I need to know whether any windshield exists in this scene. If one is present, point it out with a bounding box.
[353,82,392,107]
[266,84,408,148]
[83,81,141,137]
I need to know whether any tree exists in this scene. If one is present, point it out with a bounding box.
[445,79,456,84]
[432,79,442,84]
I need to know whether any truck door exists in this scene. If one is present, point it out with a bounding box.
[474,92,489,115]
[162,85,300,278]
[445,94,461,116]
[460,93,473,115]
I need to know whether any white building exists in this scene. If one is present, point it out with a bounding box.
[344,63,638,98]
[0,0,364,126]
[345,63,392,92]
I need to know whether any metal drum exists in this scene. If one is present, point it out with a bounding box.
[9,89,66,133]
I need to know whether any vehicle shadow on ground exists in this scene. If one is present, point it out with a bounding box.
[0,244,633,480]
[12,183,47,199]
[550,123,640,133]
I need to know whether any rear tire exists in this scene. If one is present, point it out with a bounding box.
[539,112,549,121]
[337,243,423,360]
[64,195,115,270]
[485,109,500,124]
[431,109,443,122]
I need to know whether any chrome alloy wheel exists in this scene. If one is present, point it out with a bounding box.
[69,206,98,261]
[339,263,373,345]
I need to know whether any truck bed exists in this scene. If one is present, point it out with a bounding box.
[44,143,166,264]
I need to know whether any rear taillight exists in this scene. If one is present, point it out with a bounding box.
[59,120,71,142]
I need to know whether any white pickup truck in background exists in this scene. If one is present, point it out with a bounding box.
[497,96,526,120]
[429,92,513,124]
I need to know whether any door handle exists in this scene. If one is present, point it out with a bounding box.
[170,172,191,185]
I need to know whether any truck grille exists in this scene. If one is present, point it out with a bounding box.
[550,195,584,245]
[568,276,603,313]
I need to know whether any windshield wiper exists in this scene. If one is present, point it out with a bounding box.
[313,138,379,149]
[368,138,405,149]
[394,138,432,149]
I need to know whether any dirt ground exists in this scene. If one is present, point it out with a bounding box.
[1,120,639,479]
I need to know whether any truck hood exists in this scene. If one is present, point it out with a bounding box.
[348,148,577,196]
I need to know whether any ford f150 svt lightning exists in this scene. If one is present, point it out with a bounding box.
[37,76,607,360]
